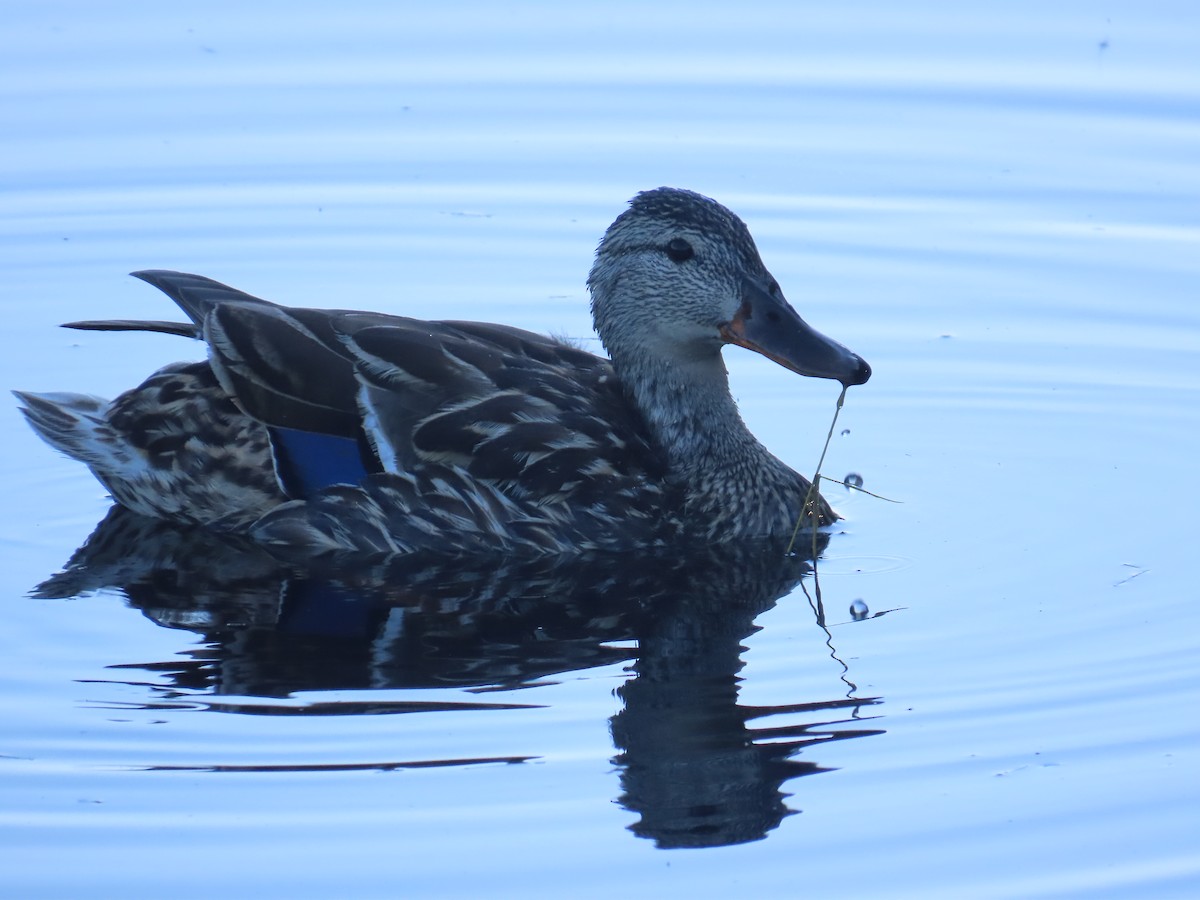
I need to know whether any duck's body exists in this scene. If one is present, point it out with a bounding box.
[17,188,870,556]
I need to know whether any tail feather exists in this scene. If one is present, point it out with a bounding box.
[14,390,114,461]
[62,319,200,338]
[15,367,286,529]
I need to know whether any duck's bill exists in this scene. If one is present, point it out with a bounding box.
[720,277,871,387]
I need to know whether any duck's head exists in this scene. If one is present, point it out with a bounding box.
[588,187,870,388]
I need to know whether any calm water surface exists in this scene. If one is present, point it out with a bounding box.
[3,3,1200,898]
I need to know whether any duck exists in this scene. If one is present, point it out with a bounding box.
[16,187,870,556]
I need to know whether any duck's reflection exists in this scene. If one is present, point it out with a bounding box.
[36,507,884,848]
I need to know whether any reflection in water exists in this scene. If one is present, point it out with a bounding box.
[35,507,885,848]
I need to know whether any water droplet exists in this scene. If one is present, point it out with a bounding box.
[844,472,864,490]
[850,599,869,620]
[840,428,850,436]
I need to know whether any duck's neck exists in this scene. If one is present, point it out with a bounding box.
[612,348,832,538]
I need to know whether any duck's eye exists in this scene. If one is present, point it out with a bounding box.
[664,238,694,263]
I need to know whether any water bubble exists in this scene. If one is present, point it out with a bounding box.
[850,599,869,620]
[844,472,864,490]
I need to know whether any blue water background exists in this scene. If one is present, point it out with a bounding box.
[3,2,1199,897]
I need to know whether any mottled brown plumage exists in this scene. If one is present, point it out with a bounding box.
[16,188,869,556]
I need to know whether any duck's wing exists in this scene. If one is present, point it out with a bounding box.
[68,271,665,505]
[200,297,665,503]
[338,316,667,500]
[96,271,409,443]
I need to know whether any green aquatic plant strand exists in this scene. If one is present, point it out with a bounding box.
[785,386,848,558]
[823,478,901,504]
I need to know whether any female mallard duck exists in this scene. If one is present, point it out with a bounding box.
[16,188,870,556]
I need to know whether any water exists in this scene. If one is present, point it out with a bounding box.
[4,2,1200,897]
